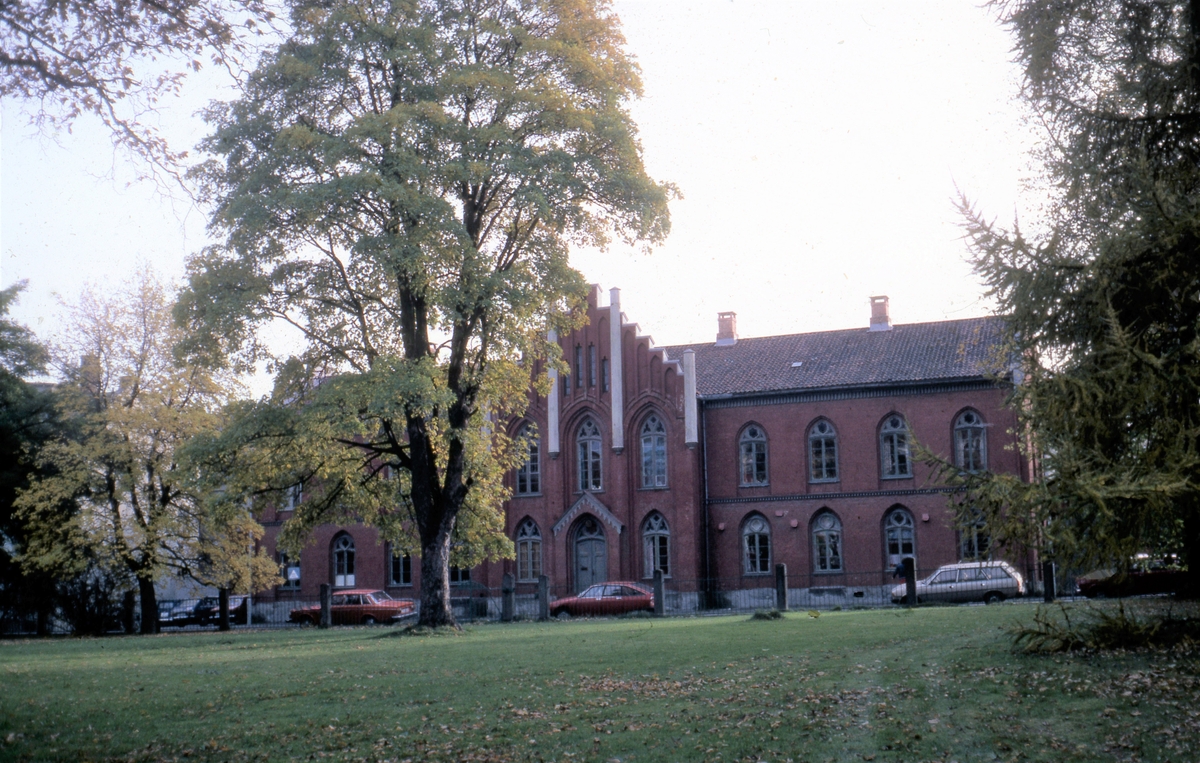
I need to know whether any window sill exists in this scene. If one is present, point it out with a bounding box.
[809,478,839,485]
[638,485,669,491]
[881,474,914,480]
[641,574,672,580]
[738,483,770,489]
[386,583,413,588]
[514,492,543,498]
[812,569,844,576]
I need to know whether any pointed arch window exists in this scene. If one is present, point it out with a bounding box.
[742,515,771,574]
[577,418,603,491]
[884,508,915,569]
[809,420,838,482]
[332,534,355,587]
[880,415,912,478]
[739,425,768,486]
[812,511,843,572]
[642,513,670,577]
[516,423,540,494]
[641,415,668,488]
[516,519,543,582]
[954,410,987,473]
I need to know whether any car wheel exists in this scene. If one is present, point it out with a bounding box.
[362,616,376,625]
[983,592,1004,605]
[555,610,570,620]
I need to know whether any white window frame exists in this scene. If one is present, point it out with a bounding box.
[516,423,540,495]
[640,415,668,488]
[811,511,843,573]
[577,418,603,492]
[808,420,839,482]
[880,415,912,478]
[388,547,412,586]
[954,410,987,473]
[516,519,543,582]
[642,513,670,578]
[742,515,771,574]
[739,425,768,486]
[333,534,355,587]
[884,508,916,568]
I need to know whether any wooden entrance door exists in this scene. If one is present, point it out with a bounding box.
[574,517,607,592]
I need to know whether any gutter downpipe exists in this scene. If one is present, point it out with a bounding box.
[700,398,713,609]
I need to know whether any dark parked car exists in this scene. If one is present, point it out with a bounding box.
[159,599,200,628]
[550,582,654,617]
[191,596,248,626]
[1077,566,1189,598]
[289,589,416,625]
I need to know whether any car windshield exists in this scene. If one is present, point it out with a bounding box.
[581,585,604,599]
[370,590,392,601]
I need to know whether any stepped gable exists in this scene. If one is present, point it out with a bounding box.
[664,316,1010,398]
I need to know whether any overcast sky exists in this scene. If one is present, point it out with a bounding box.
[1,0,1038,366]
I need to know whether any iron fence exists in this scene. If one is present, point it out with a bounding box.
[3,564,1071,636]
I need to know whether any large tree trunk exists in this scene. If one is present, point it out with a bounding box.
[1182,509,1200,600]
[137,576,158,634]
[417,521,456,628]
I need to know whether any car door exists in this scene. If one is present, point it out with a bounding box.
[616,585,648,614]
[599,584,622,615]
[925,569,959,602]
[958,567,988,601]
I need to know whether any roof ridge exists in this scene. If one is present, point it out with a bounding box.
[661,314,1006,352]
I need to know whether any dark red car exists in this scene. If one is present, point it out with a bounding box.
[550,582,654,617]
[1077,568,1189,598]
[289,589,416,625]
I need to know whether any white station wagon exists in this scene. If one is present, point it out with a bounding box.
[891,561,1025,605]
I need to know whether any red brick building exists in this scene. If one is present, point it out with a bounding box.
[257,287,1032,610]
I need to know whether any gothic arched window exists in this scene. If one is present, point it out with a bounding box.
[954,410,987,473]
[332,534,355,588]
[742,515,771,574]
[642,512,670,577]
[516,422,540,494]
[809,420,838,482]
[641,415,668,488]
[884,507,916,569]
[812,511,843,572]
[739,425,768,486]
[577,418,603,491]
[880,415,912,478]
[516,519,542,582]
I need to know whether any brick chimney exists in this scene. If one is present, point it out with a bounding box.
[869,296,891,331]
[716,312,738,346]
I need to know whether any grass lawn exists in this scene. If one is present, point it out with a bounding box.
[1,603,1197,763]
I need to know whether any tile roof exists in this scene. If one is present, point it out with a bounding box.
[663,316,1011,398]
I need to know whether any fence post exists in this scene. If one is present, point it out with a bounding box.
[319,584,331,629]
[537,575,550,621]
[1042,560,1057,602]
[218,588,231,631]
[774,563,788,611]
[903,558,917,607]
[501,573,515,622]
[653,569,665,616]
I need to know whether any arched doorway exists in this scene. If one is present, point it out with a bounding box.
[573,516,607,592]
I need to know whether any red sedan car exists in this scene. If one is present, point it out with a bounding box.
[289,589,416,625]
[550,582,654,617]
